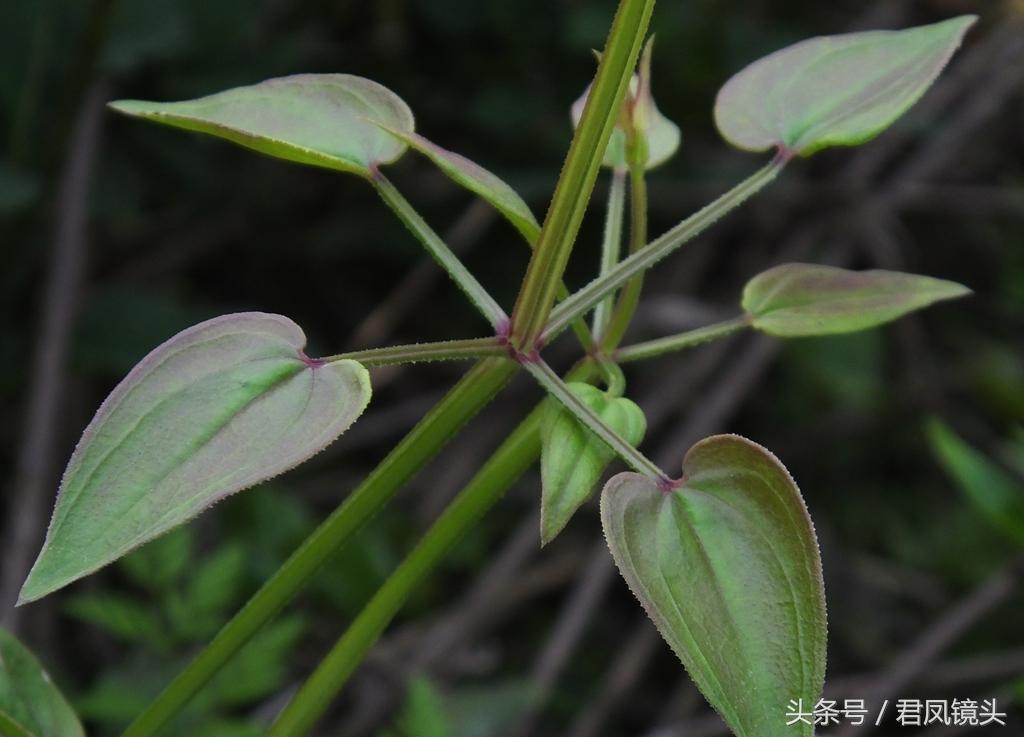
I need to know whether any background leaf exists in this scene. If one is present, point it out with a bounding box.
[110,74,415,177]
[541,383,646,544]
[0,628,85,737]
[714,16,976,155]
[601,434,826,737]
[926,419,1024,547]
[743,263,969,337]
[20,312,371,603]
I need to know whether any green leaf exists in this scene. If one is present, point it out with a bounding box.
[571,39,680,170]
[601,434,826,737]
[715,16,976,156]
[743,263,970,337]
[110,74,415,177]
[385,678,454,737]
[541,383,646,545]
[926,419,1024,547]
[64,593,166,648]
[20,313,371,603]
[370,125,540,242]
[0,628,85,737]
[119,526,193,592]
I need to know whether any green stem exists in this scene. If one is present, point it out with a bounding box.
[598,359,626,397]
[321,337,508,367]
[373,172,507,329]
[616,315,751,363]
[264,361,599,737]
[542,157,785,342]
[508,0,655,350]
[524,359,669,484]
[592,170,627,337]
[266,404,547,737]
[600,145,648,350]
[119,358,517,737]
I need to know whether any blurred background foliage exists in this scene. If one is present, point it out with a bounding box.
[1,0,1022,735]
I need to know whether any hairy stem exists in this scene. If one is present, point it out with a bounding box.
[525,359,670,484]
[119,359,517,737]
[616,315,751,363]
[508,0,655,349]
[592,170,627,337]
[322,337,508,366]
[373,172,508,329]
[542,156,785,341]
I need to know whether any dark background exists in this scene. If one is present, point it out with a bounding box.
[1,0,1022,735]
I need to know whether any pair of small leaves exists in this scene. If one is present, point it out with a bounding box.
[0,628,84,737]
[540,383,646,545]
[110,74,540,242]
[571,38,681,171]
[601,435,826,737]
[742,263,970,337]
[20,313,371,603]
[715,16,976,156]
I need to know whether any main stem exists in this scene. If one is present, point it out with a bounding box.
[592,170,626,337]
[508,0,655,350]
[266,402,550,737]
[120,359,517,737]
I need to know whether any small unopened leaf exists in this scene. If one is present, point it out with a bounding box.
[572,39,680,170]
[110,74,415,177]
[372,125,540,242]
[20,313,371,603]
[927,419,1024,546]
[715,16,976,156]
[601,434,826,737]
[0,627,85,737]
[743,263,969,337]
[541,383,646,544]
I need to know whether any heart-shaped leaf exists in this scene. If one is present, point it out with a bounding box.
[0,627,85,737]
[715,16,976,156]
[20,313,371,603]
[572,39,680,171]
[541,383,646,545]
[601,434,826,737]
[110,74,415,177]
[371,125,540,243]
[743,263,970,337]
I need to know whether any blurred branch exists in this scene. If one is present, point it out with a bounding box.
[0,81,108,632]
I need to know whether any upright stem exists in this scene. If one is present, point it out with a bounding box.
[600,145,647,350]
[524,359,670,485]
[373,172,508,329]
[508,0,655,350]
[616,315,751,363]
[592,170,627,337]
[266,402,549,737]
[119,359,517,737]
[542,156,786,341]
[321,337,507,367]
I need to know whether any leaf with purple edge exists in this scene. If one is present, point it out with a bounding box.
[601,434,826,737]
[370,125,541,243]
[110,74,415,178]
[742,263,970,337]
[715,16,976,156]
[19,313,371,604]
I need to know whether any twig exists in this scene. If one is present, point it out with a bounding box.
[0,81,108,632]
